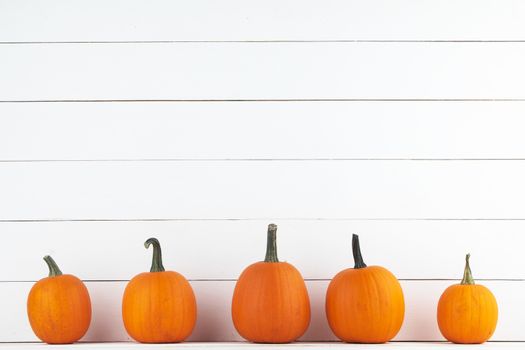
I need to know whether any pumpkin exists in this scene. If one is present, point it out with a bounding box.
[325,234,405,343]
[231,224,310,343]
[122,238,197,343]
[27,255,91,344]
[437,254,498,344]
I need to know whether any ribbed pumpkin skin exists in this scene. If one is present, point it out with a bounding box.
[437,284,498,344]
[27,274,91,344]
[326,266,405,343]
[232,262,311,343]
[122,271,197,343]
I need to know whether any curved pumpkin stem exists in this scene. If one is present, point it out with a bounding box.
[264,223,279,262]
[43,255,63,277]
[145,238,165,272]
[461,253,475,285]
[352,234,367,269]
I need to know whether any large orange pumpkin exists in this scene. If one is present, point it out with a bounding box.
[231,224,310,343]
[437,254,498,344]
[122,238,197,343]
[27,255,92,344]
[326,234,405,343]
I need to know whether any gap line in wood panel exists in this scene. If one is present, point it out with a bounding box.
[2,40,525,45]
[1,278,523,283]
[3,158,525,163]
[2,99,525,104]
[5,218,525,223]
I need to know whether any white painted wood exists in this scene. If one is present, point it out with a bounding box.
[2,1,524,344]
[1,0,525,42]
[2,160,525,220]
[2,102,525,160]
[1,280,522,342]
[0,343,523,350]
[1,220,522,281]
[2,43,525,100]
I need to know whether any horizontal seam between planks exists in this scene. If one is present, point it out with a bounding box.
[2,99,525,103]
[2,40,525,44]
[4,218,525,222]
[3,158,525,163]
[1,278,523,283]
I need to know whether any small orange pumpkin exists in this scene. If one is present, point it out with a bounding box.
[231,224,311,343]
[122,238,197,343]
[27,255,92,344]
[437,254,498,344]
[326,234,405,343]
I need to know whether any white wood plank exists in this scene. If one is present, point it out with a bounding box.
[2,102,525,160]
[2,43,525,100]
[2,160,525,220]
[1,0,525,42]
[0,220,522,281]
[0,281,522,342]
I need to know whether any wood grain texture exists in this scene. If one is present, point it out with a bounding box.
[1,220,522,281]
[2,43,525,100]
[1,0,524,42]
[2,0,525,343]
[0,280,522,342]
[2,160,525,220]
[2,102,525,160]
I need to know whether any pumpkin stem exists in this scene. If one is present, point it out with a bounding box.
[461,253,475,285]
[43,255,63,277]
[264,223,279,262]
[352,234,367,269]
[145,238,165,272]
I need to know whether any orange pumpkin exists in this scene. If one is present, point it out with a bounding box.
[232,224,310,343]
[122,238,197,343]
[326,234,405,343]
[27,255,91,344]
[437,254,498,344]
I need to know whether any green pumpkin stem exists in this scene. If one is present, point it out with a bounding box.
[264,224,279,262]
[145,238,165,272]
[461,253,475,285]
[43,255,63,277]
[352,234,367,269]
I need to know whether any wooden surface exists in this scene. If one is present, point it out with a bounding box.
[2,102,525,160]
[1,0,524,42]
[3,161,525,220]
[0,220,522,281]
[1,0,524,344]
[2,43,525,100]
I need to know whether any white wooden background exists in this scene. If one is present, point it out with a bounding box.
[1,0,525,343]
